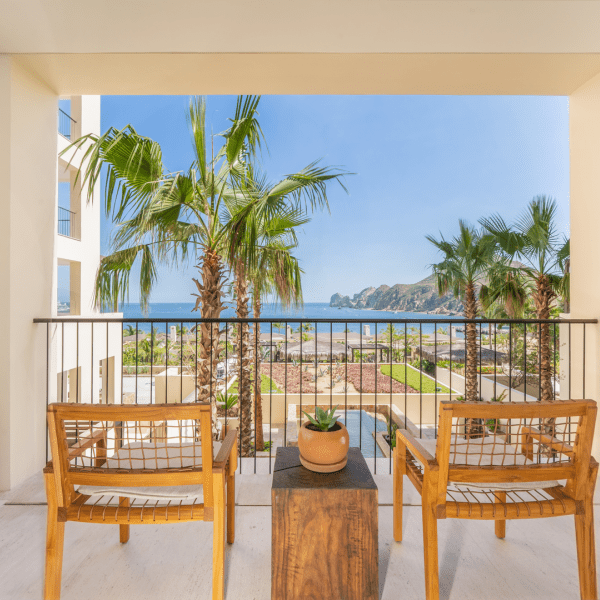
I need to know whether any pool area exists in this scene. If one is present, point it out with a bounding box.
[336,410,388,457]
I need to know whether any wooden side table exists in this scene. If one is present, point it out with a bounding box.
[271,447,378,600]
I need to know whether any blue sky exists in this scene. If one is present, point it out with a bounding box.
[98,95,569,304]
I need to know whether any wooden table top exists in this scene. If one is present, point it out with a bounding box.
[272,447,377,491]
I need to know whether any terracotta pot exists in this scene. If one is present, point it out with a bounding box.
[298,421,350,473]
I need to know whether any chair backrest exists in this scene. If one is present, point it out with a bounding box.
[47,402,214,508]
[434,399,597,503]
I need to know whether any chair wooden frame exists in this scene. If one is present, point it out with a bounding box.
[44,402,238,600]
[393,399,599,600]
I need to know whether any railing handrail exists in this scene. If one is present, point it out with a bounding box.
[58,206,75,217]
[58,107,77,124]
[33,317,598,324]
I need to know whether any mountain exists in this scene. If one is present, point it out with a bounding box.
[329,275,464,315]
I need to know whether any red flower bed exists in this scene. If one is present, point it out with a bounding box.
[343,364,417,394]
[261,363,322,394]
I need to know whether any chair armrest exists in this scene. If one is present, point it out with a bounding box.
[521,426,575,459]
[214,429,238,469]
[68,428,109,458]
[396,429,438,470]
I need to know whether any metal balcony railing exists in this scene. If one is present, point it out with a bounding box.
[34,316,597,473]
[58,108,76,140]
[57,206,75,238]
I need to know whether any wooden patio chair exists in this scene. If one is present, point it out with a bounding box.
[393,399,598,600]
[44,402,237,600]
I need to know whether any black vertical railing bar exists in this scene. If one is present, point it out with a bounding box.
[374,322,378,473]
[478,323,482,401]
[299,322,303,435]
[224,324,228,438]
[150,323,154,404]
[493,324,497,400]
[359,321,363,450]
[46,323,49,463]
[553,323,557,401]
[419,323,422,438]
[61,322,64,403]
[523,324,527,399]
[165,322,168,406]
[538,323,542,401]
[91,323,94,404]
[404,324,407,428]
[269,323,273,474]
[508,323,512,403]
[389,320,393,473]
[76,322,79,403]
[283,325,288,449]
[121,324,124,406]
[135,321,139,404]
[434,324,437,440]
[583,324,586,399]
[449,325,452,402]
[254,319,258,471]
[195,323,198,403]
[330,321,333,411]
[180,321,184,403]
[106,322,109,405]
[314,321,318,415]
[568,323,572,399]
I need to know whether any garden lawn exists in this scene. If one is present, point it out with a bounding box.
[380,364,450,394]
[228,374,282,395]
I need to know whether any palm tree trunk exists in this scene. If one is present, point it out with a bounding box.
[464,283,478,402]
[192,249,225,433]
[234,266,253,457]
[253,293,265,451]
[534,274,555,403]
[464,282,483,438]
[534,274,557,453]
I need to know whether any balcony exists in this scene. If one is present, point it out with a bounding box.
[15,315,597,598]
[58,108,76,140]
[57,206,76,238]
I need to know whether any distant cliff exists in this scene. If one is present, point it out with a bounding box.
[330,275,463,315]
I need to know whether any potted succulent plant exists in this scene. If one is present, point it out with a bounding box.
[298,405,349,473]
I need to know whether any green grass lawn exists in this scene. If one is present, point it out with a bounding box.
[228,373,282,395]
[380,364,450,394]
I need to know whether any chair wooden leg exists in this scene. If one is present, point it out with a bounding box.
[575,465,598,600]
[44,474,65,600]
[422,484,440,600]
[227,467,235,544]
[393,439,405,542]
[494,492,506,539]
[213,470,226,600]
[119,497,130,544]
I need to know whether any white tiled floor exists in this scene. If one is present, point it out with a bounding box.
[0,469,596,599]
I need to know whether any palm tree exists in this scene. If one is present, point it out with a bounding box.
[272,322,285,333]
[480,196,569,403]
[426,221,495,402]
[123,324,138,337]
[63,95,265,427]
[226,161,345,455]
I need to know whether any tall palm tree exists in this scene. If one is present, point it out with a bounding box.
[480,196,569,403]
[62,95,264,426]
[426,221,495,402]
[226,162,345,455]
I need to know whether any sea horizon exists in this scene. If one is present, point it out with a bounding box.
[121,302,462,336]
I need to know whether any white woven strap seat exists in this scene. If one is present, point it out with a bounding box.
[418,436,559,491]
[77,441,222,501]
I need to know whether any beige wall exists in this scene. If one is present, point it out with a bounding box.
[570,72,600,458]
[0,57,58,490]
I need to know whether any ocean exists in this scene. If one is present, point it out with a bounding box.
[121,302,462,336]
